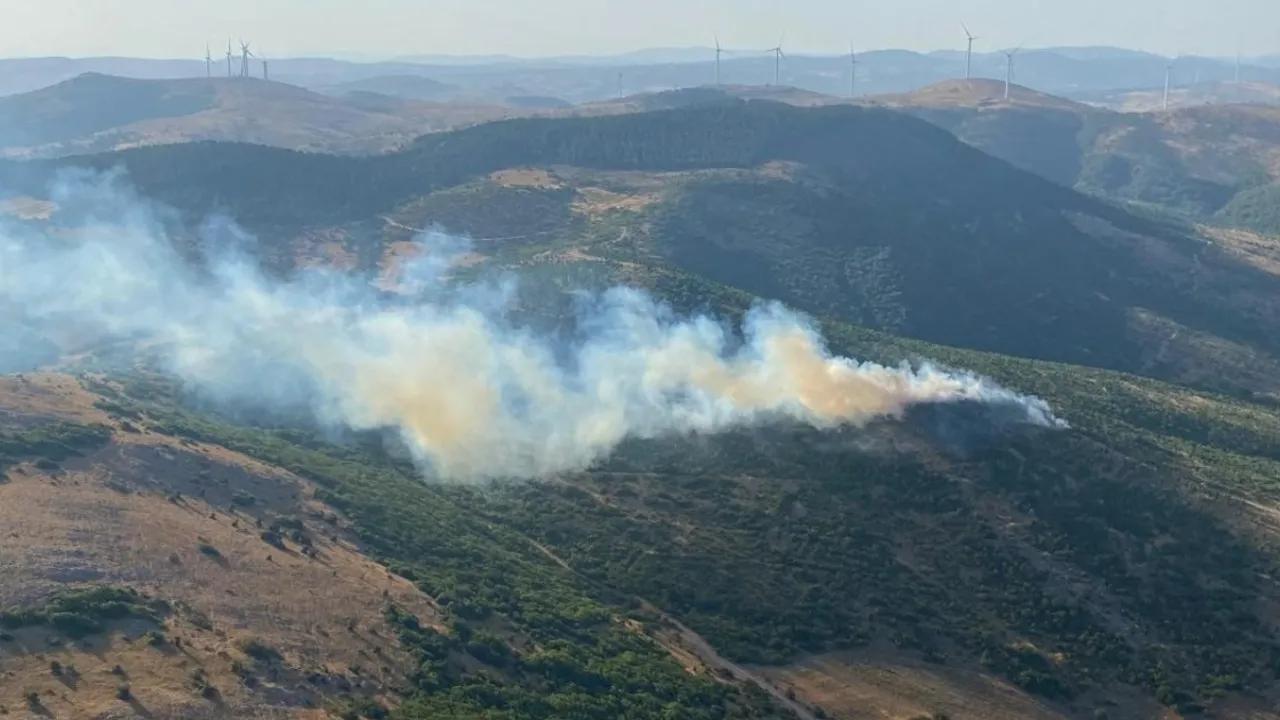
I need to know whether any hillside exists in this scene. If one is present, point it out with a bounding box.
[0,373,790,719]
[858,80,1280,234]
[872,78,1093,112]
[7,220,1280,718]
[575,85,847,116]
[0,375,444,718]
[1081,80,1280,112]
[0,73,533,158]
[6,99,1280,400]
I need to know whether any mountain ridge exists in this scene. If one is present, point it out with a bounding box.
[5,98,1278,399]
[0,72,532,158]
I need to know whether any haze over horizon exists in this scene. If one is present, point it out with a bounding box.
[2,0,1277,61]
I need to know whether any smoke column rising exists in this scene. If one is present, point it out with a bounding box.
[0,171,1065,480]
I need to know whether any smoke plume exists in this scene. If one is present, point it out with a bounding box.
[0,170,1065,480]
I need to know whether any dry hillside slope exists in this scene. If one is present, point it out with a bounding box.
[0,374,441,719]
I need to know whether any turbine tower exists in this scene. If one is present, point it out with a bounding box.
[849,41,858,97]
[713,33,724,85]
[962,22,978,78]
[1003,46,1020,99]
[205,42,212,77]
[259,50,269,81]
[226,38,233,78]
[765,33,786,86]
[1163,61,1172,110]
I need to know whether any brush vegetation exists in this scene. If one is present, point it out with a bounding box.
[0,419,111,474]
[6,99,1280,718]
[84,252,1280,717]
[0,586,168,639]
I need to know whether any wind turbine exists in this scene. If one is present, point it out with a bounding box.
[713,33,724,85]
[849,41,858,97]
[239,41,252,78]
[259,50,269,81]
[962,22,978,78]
[1003,46,1021,99]
[226,38,233,78]
[765,33,786,86]
[205,42,212,77]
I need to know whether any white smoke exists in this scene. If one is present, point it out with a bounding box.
[0,170,1066,480]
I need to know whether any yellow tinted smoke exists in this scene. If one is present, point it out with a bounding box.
[286,303,1021,480]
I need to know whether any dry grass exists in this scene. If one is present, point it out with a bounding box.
[571,186,662,217]
[288,228,358,272]
[488,168,561,189]
[1201,225,1280,277]
[313,242,359,271]
[754,648,1077,720]
[0,195,57,220]
[870,79,1094,113]
[0,376,442,717]
[0,372,111,429]
[372,236,486,293]
[1098,82,1280,114]
[374,240,426,292]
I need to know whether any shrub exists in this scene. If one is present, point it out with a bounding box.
[235,635,281,663]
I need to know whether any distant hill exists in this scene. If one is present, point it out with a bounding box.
[9,48,1280,105]
[0,72,535,158]
[1080,80,1280,112]
[852,80,1280,233]
[0,72,220,147]
[575,85,845,117]
[316,73,460,102]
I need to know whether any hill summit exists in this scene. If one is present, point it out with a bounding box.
[875,78,1097,111]
[0,72,529,158]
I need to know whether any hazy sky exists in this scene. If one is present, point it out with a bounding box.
[3,0,1276,59]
